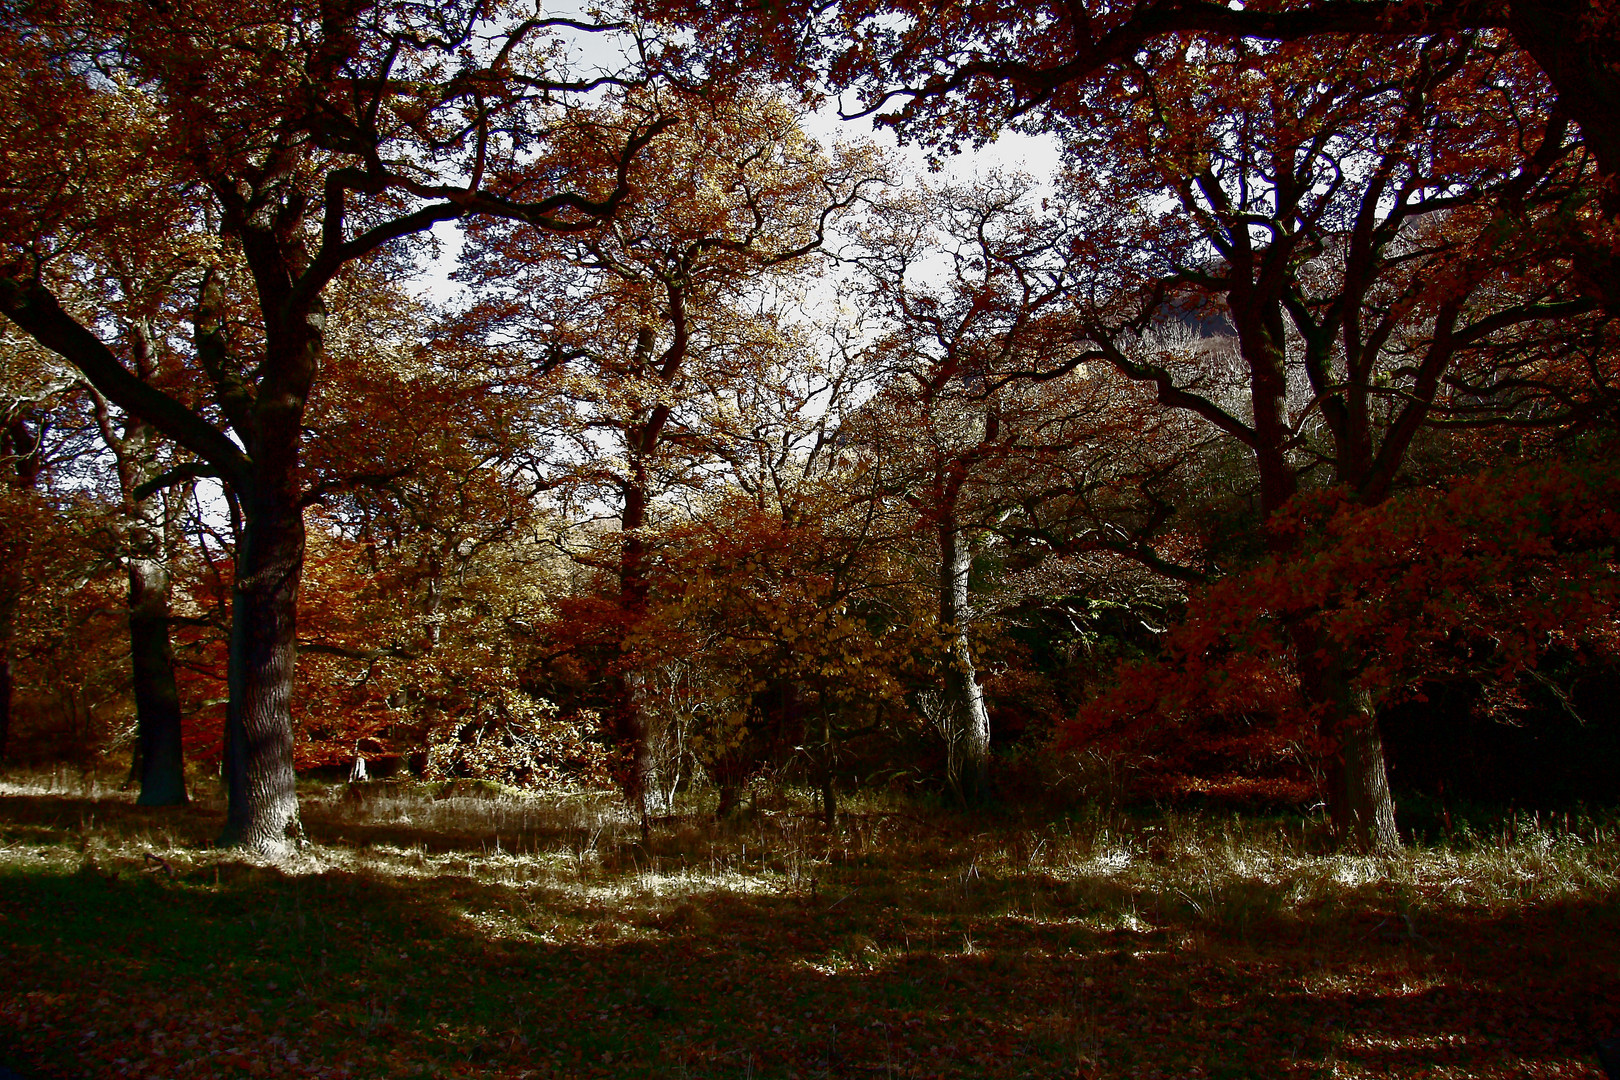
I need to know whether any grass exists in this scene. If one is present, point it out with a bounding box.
[1,768,1618,1078]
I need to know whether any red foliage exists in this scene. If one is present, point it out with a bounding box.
[1068,449,1620,796]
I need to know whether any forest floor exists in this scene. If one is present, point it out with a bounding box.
[0,770,1618,1079]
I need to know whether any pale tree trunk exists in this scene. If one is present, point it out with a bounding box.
[938,520,991,804]
[1294,626,1399,853]
[219,487,304,854]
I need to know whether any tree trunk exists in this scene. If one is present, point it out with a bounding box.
[938,521,991,804]
[1508,2,1620,314]
[0,654,11,768]
[614,450,657,821]
[129,552,186,805]
[219,492,304,854]
[612,667,655,824]
[1326,697,1399,854]
[820,700,837,829]
[0,586,14,772]
[1294,627,1400,853]
[118,458,188,806]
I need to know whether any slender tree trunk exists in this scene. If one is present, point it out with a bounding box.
[938,520,991,804]
[820,696,836,829]
[0,654,11,768]
[614,449,657,821]
[1293,626,1400,853]
[129,551,186,805]
[219,491,304,853]
[0,416,40,771]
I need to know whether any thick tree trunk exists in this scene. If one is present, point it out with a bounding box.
[85,357,191,805]
[1325,697,1399,854]
[612,667,655,822]
[1508,4,1620,312]
[219,493,304,854]
[938,521,991,804]
[0,589,14,771]
[1294,627,1400,853]
[129,553,186,805]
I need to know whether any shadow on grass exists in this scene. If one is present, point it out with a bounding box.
[1,792,1617,1079]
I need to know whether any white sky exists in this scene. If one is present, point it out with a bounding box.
[411,7,1063,307]
[415,108,1061,306]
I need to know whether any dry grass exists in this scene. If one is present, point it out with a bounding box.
[1,769,1618,1078]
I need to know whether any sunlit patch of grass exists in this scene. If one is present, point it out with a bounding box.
[1,776,1619,1077]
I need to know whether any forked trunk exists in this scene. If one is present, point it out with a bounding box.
[938,522,991,804]
[220,493,304,854]
[129,553,186,805]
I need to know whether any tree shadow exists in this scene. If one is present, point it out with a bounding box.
[1,794,1617,1078]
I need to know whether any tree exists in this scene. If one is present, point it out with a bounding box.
[1076,444,1620,804]
[458,87,887,817]
[845,173,1181,802]
[1043,33,1604,849]
[647,0,1620,305]
[293,271,580,783]
[0,0,675,854]
[0,370,50,767]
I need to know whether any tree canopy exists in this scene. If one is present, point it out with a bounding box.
[0,0,1616,855]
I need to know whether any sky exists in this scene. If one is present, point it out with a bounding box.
[411,6,1064,308]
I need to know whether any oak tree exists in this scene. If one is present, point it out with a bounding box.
[0,0,675,853]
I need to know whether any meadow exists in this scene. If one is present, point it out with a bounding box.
[1,772,1617,1079]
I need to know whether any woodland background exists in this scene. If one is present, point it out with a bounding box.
[2,0,1617,853]
[2,1,1620,1076]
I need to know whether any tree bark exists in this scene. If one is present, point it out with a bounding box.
[0,414,41,771]
[613,489,656,820]
[0,655,11,768]
[129,551,186,805]
[938,520,991,804]
[1327,700,1399,854]
[100,391,190,807]
[612,666,655,822]
[1294,626,1400,853]
[219,490,304,853]
[819,697,837,829]
[614,376,660,820]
